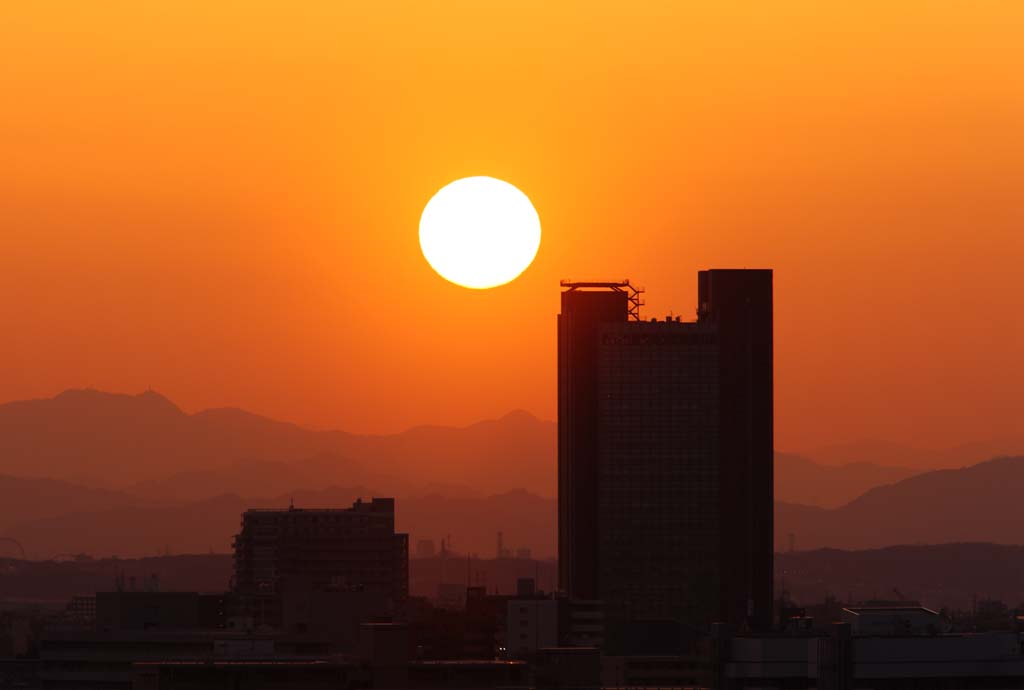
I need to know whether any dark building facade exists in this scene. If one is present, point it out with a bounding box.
[96,591,224,632]
[232,498,409,629]
[558,270,773,642]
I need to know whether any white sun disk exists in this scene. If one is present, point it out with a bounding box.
[419,176,541,289]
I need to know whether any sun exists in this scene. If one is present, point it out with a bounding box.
[419,176,541,289]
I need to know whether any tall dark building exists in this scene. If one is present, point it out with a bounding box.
[232,498,409,629]
[558,270,773,641]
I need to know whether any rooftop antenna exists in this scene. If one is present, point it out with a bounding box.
[560,279,645,321]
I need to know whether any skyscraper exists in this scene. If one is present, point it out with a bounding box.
[557,270,773,643]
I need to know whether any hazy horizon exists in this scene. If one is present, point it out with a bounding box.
[4,386,1023,469]
[3,3,1023,453]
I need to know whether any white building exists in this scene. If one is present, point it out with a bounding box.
[505,599,559,657]
[717,624,1024,690]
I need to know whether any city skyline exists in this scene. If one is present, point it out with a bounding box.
[3,3,1024,687]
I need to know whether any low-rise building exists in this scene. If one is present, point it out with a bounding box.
[232,498,408,629]
[601,653,712,688]
[96,592,224,633]
[715,623,1024,690]
[841,605,945,636]
[506,598,559,658]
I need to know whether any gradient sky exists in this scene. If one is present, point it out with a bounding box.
[2,2,1022,453]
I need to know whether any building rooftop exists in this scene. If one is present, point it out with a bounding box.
[135,660,344,667]
[244,497,395,513]
[134,659,528,668]
[844,606,940,615]
[412,660,528,667]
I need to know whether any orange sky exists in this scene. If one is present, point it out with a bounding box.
[1,2,1022,453]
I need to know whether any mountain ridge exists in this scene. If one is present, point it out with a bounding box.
[776,455,1024,550]
[3,388,1021,560]
[0,389,557,496]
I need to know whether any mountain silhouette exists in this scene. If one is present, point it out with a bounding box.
[0,390,929,505]
[778,543,1024,611]
[776,456,1024,550]
[3,389,1019,560]
[7,455,1024,560]
[806,437,1024,470]
[0,389,556,497]
[774,452,917,508]
[0,475,138,532]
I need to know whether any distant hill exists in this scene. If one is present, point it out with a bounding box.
[4,388,1021,561]
[774,452,917,508]
[0,389,557,497]
[806,437,1024,471]
[0,389,932,508]
[126,457,421,504]
[776,456,1024,550]
[12,456,1024,560]
[0,486,557,561]
[777,543,1024,611]
[398,489,555,559]
[0,475,138,533]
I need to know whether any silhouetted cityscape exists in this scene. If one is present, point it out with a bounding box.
[3,275,1024,689]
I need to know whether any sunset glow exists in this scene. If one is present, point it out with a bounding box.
[0,2,1022,450]
[4,3,1024,656]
